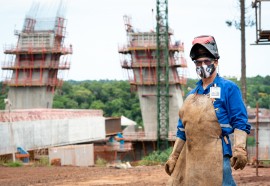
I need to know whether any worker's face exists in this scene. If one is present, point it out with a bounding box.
[194,57,217,79]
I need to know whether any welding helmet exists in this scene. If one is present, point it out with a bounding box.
[190,35,220,60]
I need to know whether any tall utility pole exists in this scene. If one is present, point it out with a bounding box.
[226,0,251,104]
[240,0,247,104]
[156,0,169,150]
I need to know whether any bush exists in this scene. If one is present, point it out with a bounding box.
[6,161,23,167]
[95,157,107,167]
[0,156,8,165]
[33,156,50,167]
[138,148,172,166]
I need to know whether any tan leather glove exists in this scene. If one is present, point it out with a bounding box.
[165,138,185,175]
[231,129,248,170]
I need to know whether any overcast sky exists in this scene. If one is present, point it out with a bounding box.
[1,0,269,81]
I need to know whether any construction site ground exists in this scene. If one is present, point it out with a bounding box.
[0,164,270,186]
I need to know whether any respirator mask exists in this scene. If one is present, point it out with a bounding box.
[194,58,216,79]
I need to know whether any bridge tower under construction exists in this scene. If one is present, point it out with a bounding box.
[1,2,72,109]
[118,15,188,141]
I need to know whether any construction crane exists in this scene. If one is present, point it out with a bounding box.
[252,0,270,45]
[156,0,169,150]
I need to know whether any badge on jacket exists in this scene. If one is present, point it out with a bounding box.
[210,85,221,99]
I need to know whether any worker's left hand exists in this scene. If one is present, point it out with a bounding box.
[165,158,177,175]
[231,147,247,170]
[231,129,248,170]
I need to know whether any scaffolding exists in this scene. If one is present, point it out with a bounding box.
[2,17,72,92]
[118,17,187,89]
[1,1,72,109]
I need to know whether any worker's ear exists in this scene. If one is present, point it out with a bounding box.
[214,60,218,68]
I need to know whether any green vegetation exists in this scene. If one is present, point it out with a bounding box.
[246,76,270,108]
[182,75,270,109]
[0,156,7,166]
[247,136,256,146]
[33,157,50,167]
[53,80,143,127]
[95,157,107,167]
[260,160,270,165]
[0,157,22,167]
[0,83,8,109]
[1,75,270,126]
[138,148,172,166]
[5,161,23,167]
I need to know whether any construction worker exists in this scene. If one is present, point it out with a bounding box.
[115,132,125,149]
[108,132,125,149]
[165,35,251,185]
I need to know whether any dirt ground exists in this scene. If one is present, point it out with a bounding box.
[0,164,269,186]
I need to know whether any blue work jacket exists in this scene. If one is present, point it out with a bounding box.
[176,74,251,157]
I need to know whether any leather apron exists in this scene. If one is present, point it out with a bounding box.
[167,94,223,186]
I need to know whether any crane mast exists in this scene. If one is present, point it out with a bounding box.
[156,0,169,150]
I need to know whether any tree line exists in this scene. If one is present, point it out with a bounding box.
[0,75,269,126]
